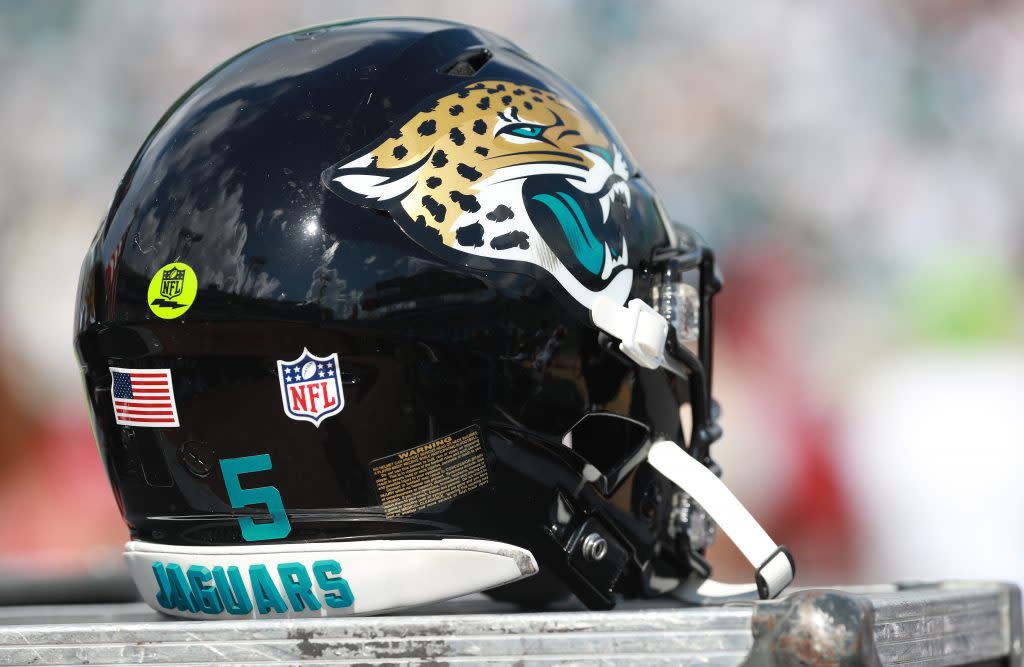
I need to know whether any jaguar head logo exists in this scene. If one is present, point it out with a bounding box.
[323,80,634,309]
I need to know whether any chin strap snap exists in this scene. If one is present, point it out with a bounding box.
[646,440,795,601]
[591,296,669,370]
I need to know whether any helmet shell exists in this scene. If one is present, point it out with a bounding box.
[76,19,688,608]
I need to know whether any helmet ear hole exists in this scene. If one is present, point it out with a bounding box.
[562,413,650,493]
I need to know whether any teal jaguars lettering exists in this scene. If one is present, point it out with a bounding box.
[151,559,355,615]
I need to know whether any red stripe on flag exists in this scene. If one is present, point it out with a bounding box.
[115,401,172,408]
[117,409,175,416]
[115,402,170,407]
[130,380,168,386]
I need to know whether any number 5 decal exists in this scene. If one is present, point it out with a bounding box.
[220,454,292,541]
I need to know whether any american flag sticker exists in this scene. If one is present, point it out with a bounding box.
[109,367,180,427]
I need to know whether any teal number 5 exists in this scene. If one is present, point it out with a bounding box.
[219,454,292,541]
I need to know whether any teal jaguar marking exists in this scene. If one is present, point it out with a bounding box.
[151,559,355,616]
[531,192,605,275]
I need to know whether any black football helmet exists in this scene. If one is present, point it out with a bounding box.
[75,18,793,618]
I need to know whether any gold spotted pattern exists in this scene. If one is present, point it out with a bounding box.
[352,80,613,245]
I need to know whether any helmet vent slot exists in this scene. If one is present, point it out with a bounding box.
[441,48,492,77]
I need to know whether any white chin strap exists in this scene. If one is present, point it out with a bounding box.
[647,440,795,601]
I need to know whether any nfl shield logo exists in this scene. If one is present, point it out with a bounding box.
[277,349,344,427]
[161,267,185,300]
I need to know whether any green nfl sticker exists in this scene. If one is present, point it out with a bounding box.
[147,262,197,319]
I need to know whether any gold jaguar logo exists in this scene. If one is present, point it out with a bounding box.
[323,80,635,308]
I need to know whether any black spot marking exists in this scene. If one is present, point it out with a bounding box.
[501,95,512,105]
[477,96,490,110]
[417,119,437,136]
[449,127,465,146]
[421,195,446,223]
[513,88,525,96]
[415,215,443,241]
[457,89,471,99]
[490,231,530,250]
[529,87,542,94]
[423,101,438,112]
[486,204,514,222]
[523,101,533,110]
[473,119,487,135]
[426,176,442,189]
[456,223,485,247]
[457,163,482,181]
[532,95,543,102]
[449,190,481,213]
[474,146,489,156]
[449,104,464,116]
[392,145,408,160]
[431,150,448,168]
[496,84,506,91]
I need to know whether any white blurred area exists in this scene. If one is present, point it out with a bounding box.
[0,1,1020,585]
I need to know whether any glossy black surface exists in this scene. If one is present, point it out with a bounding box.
[75,18,721,609]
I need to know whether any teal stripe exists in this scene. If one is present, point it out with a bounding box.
[557,192,605,273]
[530,192,604,275]
[591,146,613,166]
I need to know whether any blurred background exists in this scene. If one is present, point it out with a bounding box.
[0,0,1021,593]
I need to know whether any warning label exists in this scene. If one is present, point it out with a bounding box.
[370,425,490,518]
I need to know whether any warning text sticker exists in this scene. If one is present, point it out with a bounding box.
[370,425,490,518]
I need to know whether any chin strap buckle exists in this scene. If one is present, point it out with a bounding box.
[646,440,796,601]
[756,546,797,599]
[591,296,668,369]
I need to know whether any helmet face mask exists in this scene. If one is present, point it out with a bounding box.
[649,236,723,462]
[75,18,789,619]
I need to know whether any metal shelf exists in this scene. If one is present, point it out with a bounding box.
[0,581,1018,665]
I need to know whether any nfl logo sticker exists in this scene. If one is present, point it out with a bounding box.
[160,267,185,300]
[277,349,344,427]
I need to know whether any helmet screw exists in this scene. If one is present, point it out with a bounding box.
[581,533,608,562]
[179,440,214,478]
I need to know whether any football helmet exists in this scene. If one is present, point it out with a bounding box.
[75,18,793,618]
